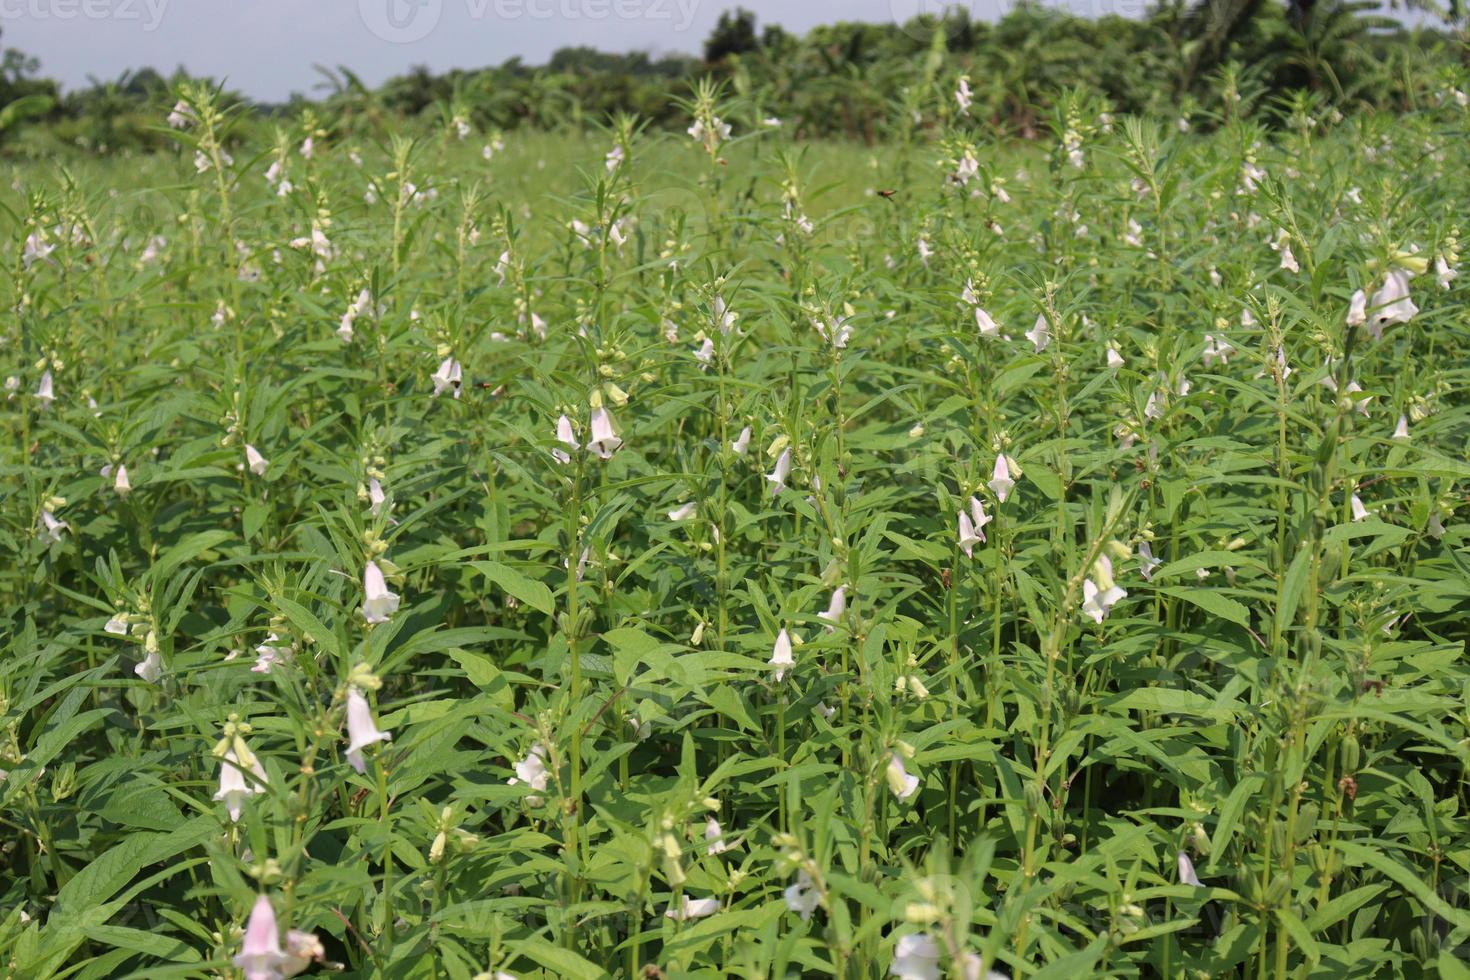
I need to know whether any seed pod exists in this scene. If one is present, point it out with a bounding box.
[1313,424,1339,468]
[1271,820,1288,857]
[1024,781,1045,816]
[1295,803,1318,843]
[1340,734,1361,775]
[1265,872,1291,908]
[1282,744,1305,787]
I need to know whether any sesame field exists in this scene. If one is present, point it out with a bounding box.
[3,85,1470,980]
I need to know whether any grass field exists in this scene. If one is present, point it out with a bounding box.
[2,88,1469,979]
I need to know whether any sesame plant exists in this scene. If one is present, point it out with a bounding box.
[1,77,1469,980]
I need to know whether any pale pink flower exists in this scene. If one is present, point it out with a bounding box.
[214,747,268,823]
[1178,852,1204,887]
[552,414,577,464]
[766,448,792,496]
[344,688,391,774]
[988,455,1015,503]
[234,895,288,980]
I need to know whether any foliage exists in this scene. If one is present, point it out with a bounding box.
[0,6,1465,156]
[2,71,1470,980]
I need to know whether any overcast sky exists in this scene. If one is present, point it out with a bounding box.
[0,0,1060,102]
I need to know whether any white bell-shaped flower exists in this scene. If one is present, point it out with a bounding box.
[886,752,920,801]
[730,426,751,455]
[665,896,720,921]
[818,586,847,628]
[508,742,550,806]
[890,933,941,980]
[586,407,622,460]
[344,688,391,774]
[1368,269,1418,338]
[214,745,268,823]
[769,628,795,682]
[784,870,820,920]
[431,357,463,399]
[1082,555,1127,624]
[1178,851,1204,888]
[765,448,792,497]
[234,895,288,980]
[988,455,1016,503]
[1025,313,1050,352]
[360,560,400,624]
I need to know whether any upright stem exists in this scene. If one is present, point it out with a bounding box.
[376,756,394,947]
[563,462,585,932]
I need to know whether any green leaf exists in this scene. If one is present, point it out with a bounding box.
[1156,586,1251,627]
[1029,936,1106,979]
[242,502,269,541]
[512,936,607,980]
[1276,545,1311,633]
[153,529,233,582]
[1335,841,1470,930]
[472,560,555,616]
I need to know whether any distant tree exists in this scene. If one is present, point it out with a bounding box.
[121,67,166,97]
[942,7,981,51]
[0,46,38,87]
[761,24,793,56]
[705,8,760,63]
[0,27,55,118]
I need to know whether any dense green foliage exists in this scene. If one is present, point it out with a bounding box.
[0,2,1467,156]
[2,75,1470,979]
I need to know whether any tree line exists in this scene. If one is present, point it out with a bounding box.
[0,1,1465,153]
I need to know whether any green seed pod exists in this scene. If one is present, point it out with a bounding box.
[1410,926,1429,962]
[1260,738,1278,774]
[1303,627,1322,661]
[1295,803,1318,843]
[1271,820,1287,857]
[50,761,77,802]
[1282,745,1305,788]
[1024,782,1045,816]
[1265,872,1291,908]
[1340,734,1361,775]
[1314,429,1337,468]
[1306,842,1327,873]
